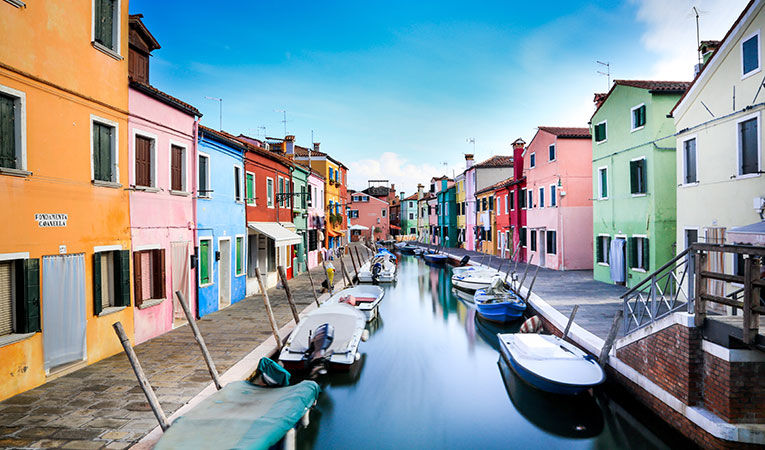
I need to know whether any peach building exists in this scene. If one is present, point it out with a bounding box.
[523,127,593,270]
[348,192,389,241]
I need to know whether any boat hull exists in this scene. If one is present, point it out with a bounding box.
[451,276,496,292]
[423,254,448,264]
[475,301,525,323]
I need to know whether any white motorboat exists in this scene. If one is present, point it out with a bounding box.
[358,252,397,283]
[324,285,385,322]
[451,269,502,292]
[497,333,605,395]
[279,303,367,372]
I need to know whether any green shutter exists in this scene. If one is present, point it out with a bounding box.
[600,169,608,198]
[0,94,16,169]
[100,124,112,181]
[16,259,40,333]
[92,252,102,315]
[96,0,115,49]
[246,173,254,204]
[629,161,638,194]
[642,238,650,270]
[236,238,242,274]
[200,241,210,284]
[115,250,131,307]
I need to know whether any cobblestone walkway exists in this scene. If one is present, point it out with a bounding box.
[0,250,361,450]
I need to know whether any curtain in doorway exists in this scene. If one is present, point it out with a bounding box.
[43,254,86,371]
[171,242,190,322]
[609,239,626,283]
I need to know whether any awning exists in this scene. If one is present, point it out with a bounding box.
[248,222,302,246]
[349,224,369,230]
[728,221,765,245]
[327,228,343,237]
[390,225,401,231]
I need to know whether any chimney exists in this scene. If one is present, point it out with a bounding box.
[696,40,721,76]
[593,93,607,109]
[284,135,295,155]
[512,138,526,181]
[465,154,474,170]
[313,142,320,152]
[417,183,424,201]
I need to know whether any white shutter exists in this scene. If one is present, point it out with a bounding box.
[0,262,14,336]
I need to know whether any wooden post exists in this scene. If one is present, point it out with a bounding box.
[694,250,708,327]
[355,247,364,266]
[518,254,535,291]
[112,322,171,431]
[599,310,624,368]
[339,254,353,287]
[174,291,222,390]
[524,264,541,302]
[742,257,759,345]
[563,305,579,339]
[254,267,282,350]
[349,246,359,277]
[277,266,300,324]
[305,266,320,307]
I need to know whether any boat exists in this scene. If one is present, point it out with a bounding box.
[451,287,475,304]
[497,333,606,395]
[279,303,367,373]
[358,251,397,283]
[423,252,449,264]
[399,244,417,254]
[413,247,424,256]
[324,285,385,322]
[474,278,526,322]
[451,269,502,292]
[154,379,320,450]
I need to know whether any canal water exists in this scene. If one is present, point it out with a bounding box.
[296,255,689,449]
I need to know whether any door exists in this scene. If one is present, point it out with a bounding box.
[171,242,190,327]
[43,254,86,372]
[287,245,293,279]
[538,228,546,266]
[218,239,231,309]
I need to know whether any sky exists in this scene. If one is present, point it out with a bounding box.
[130,0,747,194]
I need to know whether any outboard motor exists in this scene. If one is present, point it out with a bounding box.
[459,255,470,266]
[305,323,335,376]
[371,262,382,285]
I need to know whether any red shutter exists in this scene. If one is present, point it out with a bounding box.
[171,145,183,191]
[133,251,143,306]
[135,136,152,187]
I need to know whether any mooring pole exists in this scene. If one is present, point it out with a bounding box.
[518,254,534,290]
[112,322,171,431]
[355,247,364,266]
[254,267,282,350]
[524,264,541,302]
[175,291,222,390]
[599,310,624,368]
[277,266,300,324]
[339,254,353,286]
[305,266,321,307]
[563,305,579,340]
[349,246,359,279]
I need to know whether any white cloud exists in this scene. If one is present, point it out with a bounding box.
[348,152,453,196]
[632,0,748,79]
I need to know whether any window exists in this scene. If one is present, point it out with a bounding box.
[328,167,333,182]
[134,133,155,187]
[530,153,536,168]
[550,185,557,207]
[199,239,212,285]
[596,236,611,264]
[510,192,515,210]
[631,104,646,131]
[278,177,284,207]
[382,209,387,218]
[629,236,649,271]
[0,85,26,171]
[409,201,414,208]
[92,118,118,183]
[235,236,245,276]
[528,189,533,208]
[520,227,527,247]
[132,249,165,308]
[170,144,186,192]
[548,144,556,161]
[738,115,760,175]
[287,180,292,208]
[683,138,697,184]
[489,196,494,211]
[349,210,359,219]
[546,230,557,254]
[504,195,508,214]
[233,166,243,202]
[496,197,501,214]
[530,230,537,252]
[198,153,210,198]
[308,230,318,251]
[410,228,416,234]
[300,185,306,209]
[245,172,255,205]
[598,167,608,199]
[0,258,41,337]
[594,121,607,143]
[685,229,698,249]
[742,31,760,78]
[93,0,120,53]
[630,158,646,195]
[539,187,545,208]
[266,178,274,207]
[409,212,414,220]
[520,189,526,209]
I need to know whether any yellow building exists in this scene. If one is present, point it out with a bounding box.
[475,187,496,255]
[0,0,133,401]
[455,174,466,247]
[294,145,348,249]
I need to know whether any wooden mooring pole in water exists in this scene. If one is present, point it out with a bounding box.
[175,290,222,390]
[277,266,301,324]
[563,305,579,339]
[255,267,282,351]
[339,254,353,287]
[598,310,623,368]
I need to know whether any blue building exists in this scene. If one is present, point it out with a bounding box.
[195,126,247,317]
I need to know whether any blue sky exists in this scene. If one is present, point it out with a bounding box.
[130,0,746,193]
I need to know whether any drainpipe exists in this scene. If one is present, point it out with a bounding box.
[192,117,200,319]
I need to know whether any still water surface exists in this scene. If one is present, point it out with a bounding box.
[296,255,688,449]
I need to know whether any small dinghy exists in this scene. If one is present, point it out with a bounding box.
[399,244,417,254]
[451,269,501,292]
[324,285,385,322]
[358,251,397,283]
[279,303,366,373]
[497,333,606,395]
[423,252,448,265]
[413,247,425,256]
[474,278,526,323]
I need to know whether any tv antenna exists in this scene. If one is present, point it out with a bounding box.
[466,137,476,153]
[275,109,288,136]
[596,61,610,90]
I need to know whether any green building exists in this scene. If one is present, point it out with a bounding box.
[400,192,419,236]
[291,163,310,273]
[591,80,689,288]
[437,182,458,248]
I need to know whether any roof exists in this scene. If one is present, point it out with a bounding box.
[476,176,514,195]
[199,126,293,167]
[537,126,591,139]
[672,0,757,117]
[129,80,201,117]
[403,193,419,201]
[473,155,513,169]
[349,192,388,205]
[592,79,692,120]
[293,146,348,169]
[295,161,325,179]
[128,14,161,53]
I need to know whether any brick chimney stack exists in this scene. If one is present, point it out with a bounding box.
[313,142,320,152]
[512,138,526,181]
[284,135,295,155]
[417,183,423,201]
[465,154,474,170]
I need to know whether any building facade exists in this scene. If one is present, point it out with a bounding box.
[400,193,419,237]
[291,161,309,274]
[349,192,389,241]
[508,139,528,263]
[463,155,477,250]
[493,178,515,259]
[475,185,497,254]
[306,168,325,269]
[437,183,458,248]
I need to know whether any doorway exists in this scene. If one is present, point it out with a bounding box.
[610,237,627,285]
[171,242,190,327]
[538,228,546,267]
[218,238,231,309]
[42,254,86,373]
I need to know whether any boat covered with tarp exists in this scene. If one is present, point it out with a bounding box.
[324,285,385,322]
[423,252,448,264]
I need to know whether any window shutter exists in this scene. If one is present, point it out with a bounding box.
[92,252,103,315]
[133,251,143,306]
[135,136,152,187]
[115,250,131,307]
[199,242,209,284]
[97,0,115,49]
[0,94,16,169]
[642,238,650,270]
[16,259,40,333]
[629,161,638,194]
[171,145,183,191]
[154,249,166,299]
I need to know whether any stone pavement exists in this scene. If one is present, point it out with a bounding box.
[416,244,628,339]
[0,249,362,450]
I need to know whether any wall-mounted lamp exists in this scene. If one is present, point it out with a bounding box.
[215,251,221,261]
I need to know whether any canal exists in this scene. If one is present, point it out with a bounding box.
[296,254,690,449]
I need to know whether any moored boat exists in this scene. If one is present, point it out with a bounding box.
[358,251,397,283]
[399,244,417,254]
[324,285,385,322]
[474,279,526,322]
[497,333,606,395]
[423,252,448,264]
[451,269,501,292]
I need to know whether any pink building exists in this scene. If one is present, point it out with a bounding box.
[128,16,201,343]
[306,167,325,269]
[349,192,389,242]
[427,197,438,244]
[524,127,593,270]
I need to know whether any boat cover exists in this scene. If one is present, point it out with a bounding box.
[256,357,291,387]
[155,380,320,450]
[284,303,365,354]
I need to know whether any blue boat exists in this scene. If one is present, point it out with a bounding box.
[474,279,526,322]
[423,253,448,264]
[497,333,605,395]
[399,244,417,254]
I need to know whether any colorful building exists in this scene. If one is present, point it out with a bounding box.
[416,185,432,242]
[290,159,310,274]
[428,196,438,244]
[195,126,247,316]
[508,139,528,262]
[348,192,389,241]
[672,2,765,256]
[455,173,466,248]
[306,167,325,269]
[591,80,689,287]
[493,178,515,259]
[475,184,497,254]
[435,179,458,248]
[463,154,513,251]
[400,193,419,237]
[524,127,593,270]
[1,0,132,400]
[126,15,202,343]
[463,154,477,250]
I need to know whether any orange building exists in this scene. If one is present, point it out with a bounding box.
[0,0,133,400]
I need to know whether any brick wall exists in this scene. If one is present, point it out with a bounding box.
[704,352,765,423]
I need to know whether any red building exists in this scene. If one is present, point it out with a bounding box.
[493,177,515,259]
[507,138,527,262]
